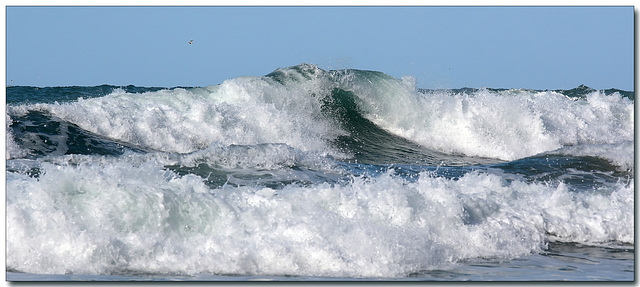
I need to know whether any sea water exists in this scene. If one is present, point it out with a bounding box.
[5,64,634,281]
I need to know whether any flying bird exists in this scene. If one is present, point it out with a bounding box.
[188,40,193,44]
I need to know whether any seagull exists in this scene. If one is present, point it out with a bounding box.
[188,40,193,44]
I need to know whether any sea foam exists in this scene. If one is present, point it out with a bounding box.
[340,72,634,161]
[7,74,337,156]
[7,154,632,277]
[6,65,634,162]
[5,65,634,278]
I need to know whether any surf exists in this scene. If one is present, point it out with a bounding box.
[6,64,634,164]
[5,63,634,278]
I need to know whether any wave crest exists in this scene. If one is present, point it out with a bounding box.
[6,64,634,164]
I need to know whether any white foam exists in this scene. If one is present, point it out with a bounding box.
[6,67,634,162]
[341,73,634,160]
[173,142,337,172]
[6,76,340,156]
[551,141,634,172]
[6,156,633,277]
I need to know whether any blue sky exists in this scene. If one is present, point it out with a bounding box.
[5,6,635,90]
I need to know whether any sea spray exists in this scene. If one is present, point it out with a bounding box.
[6,64,634,279]
[7,156,632,276]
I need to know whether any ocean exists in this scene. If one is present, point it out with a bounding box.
[5,64,634,281]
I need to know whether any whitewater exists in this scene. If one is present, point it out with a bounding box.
[5,64,634,281]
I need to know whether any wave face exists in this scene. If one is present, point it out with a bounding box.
[5,64,634,278]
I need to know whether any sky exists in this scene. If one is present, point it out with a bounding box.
[5,6,635,90]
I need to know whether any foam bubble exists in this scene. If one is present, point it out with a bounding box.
[7,156,632,277]
[551,141,634,173]
[6,67,633,162]
[7,76,340,156]
[346,80,634,160]
[6,65,633,278]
